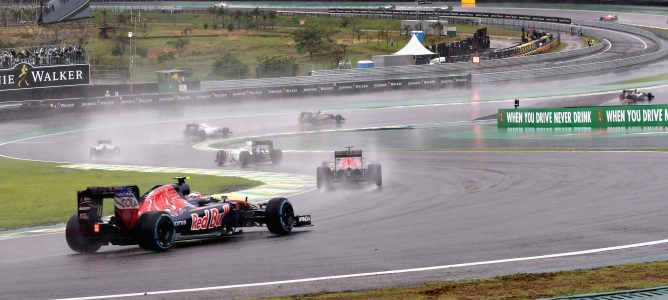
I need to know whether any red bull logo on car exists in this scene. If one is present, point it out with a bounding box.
[191,207,230,231]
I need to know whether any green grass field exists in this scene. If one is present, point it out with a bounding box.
[264,261,668,300]
[0,157,261,229]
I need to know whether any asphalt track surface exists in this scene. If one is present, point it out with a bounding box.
[2,7,668,300]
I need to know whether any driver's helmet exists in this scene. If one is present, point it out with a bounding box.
[185,192,202,201]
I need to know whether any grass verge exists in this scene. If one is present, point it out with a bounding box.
[263,261,668,300]
[0,157,262,229]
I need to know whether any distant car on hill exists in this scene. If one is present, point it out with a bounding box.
[213,1,228,8]
[434,6,453,12]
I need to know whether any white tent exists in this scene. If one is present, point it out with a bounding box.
[393,34,436,56]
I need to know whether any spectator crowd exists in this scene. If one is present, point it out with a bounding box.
[1,45,86,69]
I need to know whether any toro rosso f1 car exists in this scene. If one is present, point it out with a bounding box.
[299,111,345,127]
[90,140,120,158]
[66,177,311,253]
[183,123,231,139]
[317,147,382,190]
[216,140,283,167]
[620,89,654,104]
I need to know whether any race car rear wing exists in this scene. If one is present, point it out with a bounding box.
[77,186,140,223]
[334,149,363,158]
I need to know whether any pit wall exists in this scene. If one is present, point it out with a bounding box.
[497,104,668,128]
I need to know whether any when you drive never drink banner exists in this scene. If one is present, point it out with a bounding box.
[498,105,668,128]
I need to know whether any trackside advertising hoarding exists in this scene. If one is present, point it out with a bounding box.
[497,105,668,128]
[0,63,90,91]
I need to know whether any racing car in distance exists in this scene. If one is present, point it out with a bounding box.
[90,139,120,158]
[299,111,345,127]
[620,89,654,104]
[434,6,453,12]
[66,177,311,253]
[317,147,382,190]
[378,4,396,10]
[183,123,231,139]
[216,140,283,167]
[599,15,618,22]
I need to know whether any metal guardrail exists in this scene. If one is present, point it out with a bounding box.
[475,48,668,83]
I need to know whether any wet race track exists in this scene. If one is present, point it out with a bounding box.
[1,4,668,300]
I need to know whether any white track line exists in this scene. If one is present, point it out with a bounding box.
[54,238,668,300]
[556,39,612,64]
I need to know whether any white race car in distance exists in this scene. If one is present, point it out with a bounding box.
[183,123,231,139]
[90,140,120,158]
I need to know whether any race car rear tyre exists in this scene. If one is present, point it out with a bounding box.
[222,127,231,137]
[239,151,251,167]
[198,130,207,139]
[335,114,344,122]
[648,93,654,101]
[271,149,283,165]
[136,212,175,252]
[265,198,294,235]
[216,150,227,166]
[66,214,102,253]
[368,164,382,187]
[316,166,331,190]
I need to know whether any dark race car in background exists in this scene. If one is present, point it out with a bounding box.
[299,111,345,127]
[66,177,311,253]
[90,139,120,159]
[620,89,654,104]
[216,140,283,167]
[317,147,382,190]
[183,123,231,139]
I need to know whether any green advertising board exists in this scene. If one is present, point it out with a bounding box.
[498,105,668,128]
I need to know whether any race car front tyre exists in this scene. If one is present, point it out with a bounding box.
[271,149,283,165]
[368,164,382,187]
[648,93,654,101]
[66,214,102,253]
[265,198,294,235]
[239,151,251,167]
[216,150,227,166]
[136,212,175,252]
[316,166,331,190]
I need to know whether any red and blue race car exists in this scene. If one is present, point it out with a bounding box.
[66,177,311,252]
